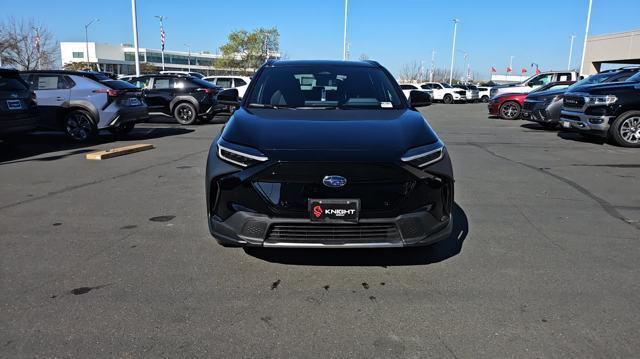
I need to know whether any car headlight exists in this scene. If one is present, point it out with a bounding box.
[401,141,444,168]
[585,95,617,105]
[217,139,268,167]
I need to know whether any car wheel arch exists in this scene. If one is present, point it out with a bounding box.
[170,96,200,113]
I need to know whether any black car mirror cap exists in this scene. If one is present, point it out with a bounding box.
[216,88,240,106]
[409,90,431,107]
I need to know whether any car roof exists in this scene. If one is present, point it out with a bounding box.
[0,68,20,76]
[265,59,380,68]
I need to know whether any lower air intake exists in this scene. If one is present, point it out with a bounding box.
[265,223,401,244]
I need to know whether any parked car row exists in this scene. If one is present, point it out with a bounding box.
[399,82,485,104]
[488,66,640,147]
[0,69,244,142]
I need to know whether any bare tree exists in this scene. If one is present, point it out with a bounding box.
[0,17,58,70]
[398,61,421,83]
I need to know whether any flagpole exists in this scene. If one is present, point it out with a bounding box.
[155,15,166,71]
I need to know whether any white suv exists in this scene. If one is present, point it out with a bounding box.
[490,71,579,98]
[203,76,251,99]
[398,83,433,100]
[420,82,467,104]
[21,71,149,141]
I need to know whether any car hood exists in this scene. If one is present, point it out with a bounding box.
[526,88,566,100]
[569,81,639,95]
[220,108,440,162]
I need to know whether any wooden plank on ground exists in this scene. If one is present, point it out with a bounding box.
[85,144,154,160]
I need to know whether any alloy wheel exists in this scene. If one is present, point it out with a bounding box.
[176,104,195,123]
[620,116,640,144]
[501,103,520,120]
[65,113,94,141]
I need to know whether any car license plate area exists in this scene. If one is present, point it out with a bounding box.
[309,199,359,223]
[562,121,571,128]
[6,100,22,110]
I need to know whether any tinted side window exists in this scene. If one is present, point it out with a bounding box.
[216,78,232,88]
[131,77,151,89]
[153,78,173,89]
[0,75,27,91]
[36,75,66,90]
[234,78,247,87]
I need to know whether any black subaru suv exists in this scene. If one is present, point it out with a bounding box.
[0,68,39,137]
[561,71,640,147]
[206,60,453,248]
[128,75,224,125]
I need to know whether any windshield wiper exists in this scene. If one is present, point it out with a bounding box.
[247,103,292,109]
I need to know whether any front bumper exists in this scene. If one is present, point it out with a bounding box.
[488,101,500,115]
[209,210,452,248]
[206,145,454,248]
[560,109,612,135]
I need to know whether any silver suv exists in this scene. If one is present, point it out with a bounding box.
[21,71,149,141]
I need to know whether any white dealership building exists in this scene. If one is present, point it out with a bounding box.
[60,42,222,75]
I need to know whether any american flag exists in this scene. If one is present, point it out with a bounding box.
[160,25,165,51]
[34,30,41,53]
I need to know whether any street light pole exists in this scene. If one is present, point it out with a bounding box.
[448,19,459,85]
[579,0,593,76]
[84,19,99,69]
[509,55,514,76]
[155,15,166,71]
[185,44,191,71]
[131,0,141,76]
[430,49,435,83]
[568,35,576,70]
[342,0,348,60]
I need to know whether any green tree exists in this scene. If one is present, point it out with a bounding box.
[218,27,279,74]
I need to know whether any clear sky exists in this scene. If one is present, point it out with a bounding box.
[4,0,640,78]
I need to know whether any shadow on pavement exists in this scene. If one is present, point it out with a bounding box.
[244,203,469,267]
[556,130,606,145]
[520,123,559,131]
[146,113,230,125]
[0,126,194,164]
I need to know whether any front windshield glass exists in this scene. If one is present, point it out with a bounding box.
[569,73,613,89]
[626,72,640,82]
[246,65,404,109]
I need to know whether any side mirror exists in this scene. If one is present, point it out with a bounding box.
[409,90,431,107]
[216,88,240,106]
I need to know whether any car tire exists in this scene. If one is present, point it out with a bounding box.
[499,101,521,120]
[63,109,97,142]
[108,123,135,135]
[173,102,197,125]
[481,96,489,103]
[609,111,640,147]
[443,94,453,104]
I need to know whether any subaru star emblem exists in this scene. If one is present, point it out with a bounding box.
[322,175,347,188]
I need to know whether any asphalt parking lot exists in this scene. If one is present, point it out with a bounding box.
[1,104,639,358]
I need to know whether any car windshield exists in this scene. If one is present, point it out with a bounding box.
[625,72,640,82]
[246,65,404,109]
[189,77,218,88]
[102,80,139,89]
[569,72,615,89]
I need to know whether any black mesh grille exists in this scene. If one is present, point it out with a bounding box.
[265,223,401,244]
[563,95,584,108]
[523,101,535,111]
